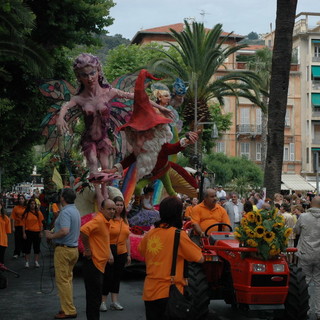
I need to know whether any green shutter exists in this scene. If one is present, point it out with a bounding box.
[312,93,320,107]
[312,66,320,78]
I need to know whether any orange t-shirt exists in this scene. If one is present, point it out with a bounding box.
[109,218,130,255]
[191,202,230,233]
[80,212,110,273]
[138,227,203,301]
[184,206,193,218]
[23,211,44,232]
[0,215,11,247]
[11,205,26,227]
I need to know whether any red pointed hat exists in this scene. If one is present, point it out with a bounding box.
[118,69,172,131]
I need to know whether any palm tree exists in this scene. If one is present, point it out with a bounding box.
[149,21,266,126]
[247,47,272,170]
[264,0,297,198]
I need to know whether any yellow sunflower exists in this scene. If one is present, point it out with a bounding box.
[255,212,263,225]
[241,218,248,226]
[246,239,258,247]
[269,248,280,256]
[245,228,256,238]
[284,228,293,238]
[263,231,276,243]
[246,212,256,223]
[254,225,265,238]
[233,231,242,239]
[273,222,284,229]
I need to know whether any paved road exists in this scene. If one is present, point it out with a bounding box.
[0,233,272,320]
[0,227,316,320]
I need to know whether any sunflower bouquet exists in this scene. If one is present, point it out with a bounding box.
[234,209,292,260]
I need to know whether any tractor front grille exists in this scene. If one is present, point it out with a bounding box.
[251,274,288,287]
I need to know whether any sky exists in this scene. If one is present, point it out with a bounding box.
[107,0,320,40]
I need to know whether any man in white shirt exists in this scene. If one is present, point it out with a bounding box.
[221,193,243,229]
[216,186,226,199]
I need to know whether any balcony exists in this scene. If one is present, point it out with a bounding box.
[312,139,320,145]
[312,107,320,117]
[312,57,320,63]
[312,80,320,91]
[236,124,262,135]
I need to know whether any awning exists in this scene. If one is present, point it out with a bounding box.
[312,93,320,107]
[312,39,320,44]
[312,66,320,78]
[281,174,315,191]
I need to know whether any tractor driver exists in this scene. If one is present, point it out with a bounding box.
[191,188,231,237]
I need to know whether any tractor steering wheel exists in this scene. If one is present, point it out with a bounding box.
[204,223,233,236]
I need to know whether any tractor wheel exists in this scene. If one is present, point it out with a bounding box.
[188,262,210,319]
[283,265,309,320]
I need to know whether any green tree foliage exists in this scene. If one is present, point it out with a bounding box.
[0,0,115,189]
[26,0,115,49]
[0,0,50,79]
[247,31,259,40]
[104,43,171,82]
[203,153,263,188]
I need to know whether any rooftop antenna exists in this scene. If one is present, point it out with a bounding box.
[200,10,210,24]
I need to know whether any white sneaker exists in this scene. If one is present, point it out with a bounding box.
[110,302,123,311]
[13,255,18,259]
[100,302,107,312]
[35,261,40,268]
[25,262,29,268]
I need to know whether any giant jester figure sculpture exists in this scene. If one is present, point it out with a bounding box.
[105,69,199,206]
[40,53,172,202]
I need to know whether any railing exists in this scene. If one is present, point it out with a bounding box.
[312,107,320,117]
[236,124,262,134]
[312,80,320,90]
[312,57,320,62]
[312,139,320,145]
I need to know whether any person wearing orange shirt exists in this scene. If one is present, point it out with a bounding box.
[184,197,198,220]
[138,196,204,320]
[10,194,27,258]
[191,188,231,237]
[0,200,11,264]
[100,196,131,312]
[80,199,115,320]
[22,198,44,268]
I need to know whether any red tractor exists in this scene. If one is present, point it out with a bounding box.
[187,223,309,320]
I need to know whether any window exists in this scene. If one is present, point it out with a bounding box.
[287,165,295,172]
[307,147,309,164]
[240,108,250,124]
[283,146,289,161]
[256,108,262,133]
[285,109,290,127]
[256,143,261,161]
[315,46,320,58]
[240,142,250,159]
[290,143,295,161]
[240,107,250,132]
[216,142,225,154]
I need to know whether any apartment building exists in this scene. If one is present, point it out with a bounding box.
[264,12,320,189]
[130,22,310,190]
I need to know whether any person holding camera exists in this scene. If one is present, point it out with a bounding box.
[45,188,80,319]
[100,196,131,312]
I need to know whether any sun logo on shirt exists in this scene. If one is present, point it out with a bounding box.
[147,236,163,255]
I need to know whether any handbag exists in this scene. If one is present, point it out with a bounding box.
[165,229,194,319]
